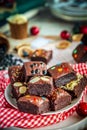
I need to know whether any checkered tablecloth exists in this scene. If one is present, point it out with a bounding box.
[0,63,87,129]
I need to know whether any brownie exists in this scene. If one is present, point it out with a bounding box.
[28,76,54,96]
[47,62,77,87]
[8,65,23,83]
[61,74,87,98]
[30,49,52,64]
[17,95,50,114]
[12,82,28,99]
[48,88,71,111]
[72,44,87,63]
[22,61,47,82]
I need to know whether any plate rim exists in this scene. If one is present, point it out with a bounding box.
[5,84,17,109]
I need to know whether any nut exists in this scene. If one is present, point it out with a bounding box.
[41,76,50,81]
[19,86,27,94]
[13,82,23,87]
[30,77,40,83]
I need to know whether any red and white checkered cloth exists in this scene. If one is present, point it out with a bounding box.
[0,63,87,129]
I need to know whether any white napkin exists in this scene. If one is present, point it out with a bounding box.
[31,37,52,49]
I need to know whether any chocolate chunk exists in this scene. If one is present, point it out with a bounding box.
[43,70,47,75]
[35,69,39,74]
[31,70,35,74]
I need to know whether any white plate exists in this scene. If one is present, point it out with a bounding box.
[5,84,17,109]
[5,84,83,115]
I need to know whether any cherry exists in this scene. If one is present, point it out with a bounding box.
[80,26,87,34]
[30,26,40,35]
[76,102,87,117]
[60,30,71,40]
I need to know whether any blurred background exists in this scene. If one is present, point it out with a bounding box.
[1,0,87,26]
[0,1,87,130]
[0,0,45,26]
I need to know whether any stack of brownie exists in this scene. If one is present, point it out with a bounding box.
[48,63,87,99]
[8,62,87,114]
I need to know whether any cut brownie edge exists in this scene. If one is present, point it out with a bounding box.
[31,57,47,64]
[17,101,39,114]
[55,72,77,87]
[74,75,87,97]
[28,84,53,96]
[28,76,54,96]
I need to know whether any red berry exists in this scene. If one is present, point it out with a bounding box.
[60,30,71,39]
[30,26,39,35]
[76,102,87,117]
[80,26,87,34]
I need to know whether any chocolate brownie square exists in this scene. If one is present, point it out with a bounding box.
[28,76,54,96]
[61,74,87,98]
[48,88,71,111]
[30,49,52,64]
[17,95,50,114]
[72,44,87,63]
[48,62,77,87]
[12,82,28,99]
[22,61,47,82]
[8,65,23,83]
